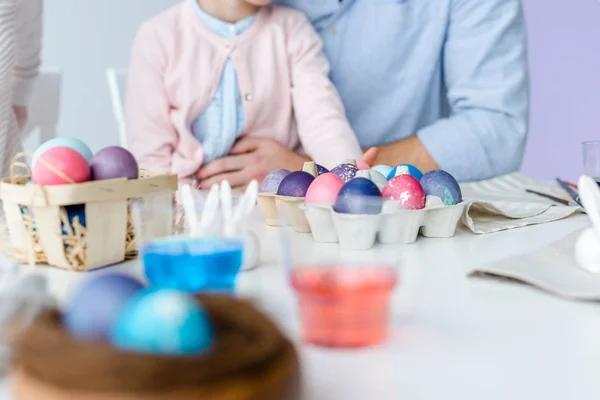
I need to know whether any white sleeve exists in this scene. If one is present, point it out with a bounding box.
[12,0,42,106]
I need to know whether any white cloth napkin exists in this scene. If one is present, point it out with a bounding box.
[468,229,600,301]
[460,173,584,234]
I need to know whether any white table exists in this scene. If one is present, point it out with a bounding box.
[1,215,597,400]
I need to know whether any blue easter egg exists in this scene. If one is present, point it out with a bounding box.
[420,170,462,205]
[316,164,329,175]
[62,204,86,234]
[334,177,382,215]
[111,289,213,356]
[33,137,93,167]
[387,164,423,181]
[371,165,393,179]
[63,273,144,341]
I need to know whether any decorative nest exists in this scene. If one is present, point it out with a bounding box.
[14,295,300,400]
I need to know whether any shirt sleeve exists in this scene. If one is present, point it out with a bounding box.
[125,22,177,173]
[287,12,363,169]
[12,0,42,106]
[416,0,529,182]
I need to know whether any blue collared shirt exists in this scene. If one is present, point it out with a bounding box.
[191,3,256,164]
[274,0,529,181]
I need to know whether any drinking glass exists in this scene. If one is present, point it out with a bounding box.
[582,141,600,184]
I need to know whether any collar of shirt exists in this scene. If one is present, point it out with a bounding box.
[193,2,257,38]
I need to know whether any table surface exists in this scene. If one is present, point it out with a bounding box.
[1,214,598,400]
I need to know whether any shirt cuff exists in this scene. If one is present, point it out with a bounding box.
[12,77,36,106]
[416,117,493,182]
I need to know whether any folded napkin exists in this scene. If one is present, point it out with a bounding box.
[468,229,600,301]
[460,173,584,234]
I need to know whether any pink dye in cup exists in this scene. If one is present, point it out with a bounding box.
[291,265,398,348]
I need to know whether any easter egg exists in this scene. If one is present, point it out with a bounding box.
[316,164,329,175]
[91,146,139,180]
[61,204,86,234]
[305,173,344,205]
[387,164,423,181]
[382,175,426,210]
[111,289,213,356]
[33,137,93,167]
[365,169,388,190]
[331,163,358,183]
[420,170,462,205]
[259,169,290,193]
[334,178,382,215]
[63,273,144,341]
[277,171,315,197]
[32,146,91,185]
[371,165,393,178]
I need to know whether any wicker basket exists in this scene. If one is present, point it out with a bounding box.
[0,168,178,271]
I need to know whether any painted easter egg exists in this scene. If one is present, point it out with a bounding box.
[33,137,93,167]
[63,273,144,341]
[365,169,388,190]
[316,164,329,175]
[305,173,345,205]
[61,204,86,234]
[91,146,139,180]
[387,164,423,181]
[32,146,91,185]
[111,289,213,356]
[382,175,426,210]
[334,178,382,215]
[259,169,291,193]
[371,165,393,179]
[277,171,315,197]
[331,163,359,183]
[420,170,462,205]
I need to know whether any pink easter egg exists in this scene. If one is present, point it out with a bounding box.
[382,175,425,210]
[305,173,345,205]
[32,146,91,185]
[357,160,370,170]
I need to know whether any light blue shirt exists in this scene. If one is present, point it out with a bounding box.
[274,0,529,181]
[191,4,256,164]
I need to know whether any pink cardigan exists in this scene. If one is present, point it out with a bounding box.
[125,0,363,182]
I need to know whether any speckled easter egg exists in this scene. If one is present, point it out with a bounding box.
[371,165,393,179]
[259,169,291,193]
[91,146,139,180]
[277,171,315,197]
[63,274,144,341]
[316,164,329,175]
[33,137,93,167]
[305,173,345,205]
[32,146,91,185]
[382,175,426,210]
[387,164,423,181]
[331,163,359,183]
[111,289,213,356]
[334,178,383,215]
[420,170,462,205]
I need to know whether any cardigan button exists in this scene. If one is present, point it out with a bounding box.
[244,93,253,102]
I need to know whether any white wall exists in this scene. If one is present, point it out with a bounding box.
[42,0,179,152]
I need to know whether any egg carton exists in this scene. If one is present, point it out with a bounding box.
[257,194,467,250]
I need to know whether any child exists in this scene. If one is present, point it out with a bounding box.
[125,0,365,186]
[0,0,42,177]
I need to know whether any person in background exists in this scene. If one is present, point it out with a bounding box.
[0,0,42,176]
[201,0,529,184]
[126,0,374,189]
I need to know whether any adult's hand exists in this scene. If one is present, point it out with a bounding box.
[13,106,27,131]
[196,137,308,190]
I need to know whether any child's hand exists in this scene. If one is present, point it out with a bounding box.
[197,137,308,190]
[361,147,379,167]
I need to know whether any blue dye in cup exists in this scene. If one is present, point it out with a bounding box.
[141,237,244,294]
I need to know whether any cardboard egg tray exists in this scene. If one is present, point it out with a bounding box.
[257,193,467,250]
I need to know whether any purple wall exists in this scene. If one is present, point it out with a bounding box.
[520,0,600,181]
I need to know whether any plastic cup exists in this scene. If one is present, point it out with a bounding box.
[583,141,600,184]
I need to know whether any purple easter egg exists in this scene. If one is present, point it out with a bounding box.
[420,170,462,205]
[276,171,315,197]
[316,164,329,175]
[331,163,358,183]
[63,273,144,341]
[91,146,139,180]
[259,169,291,193]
